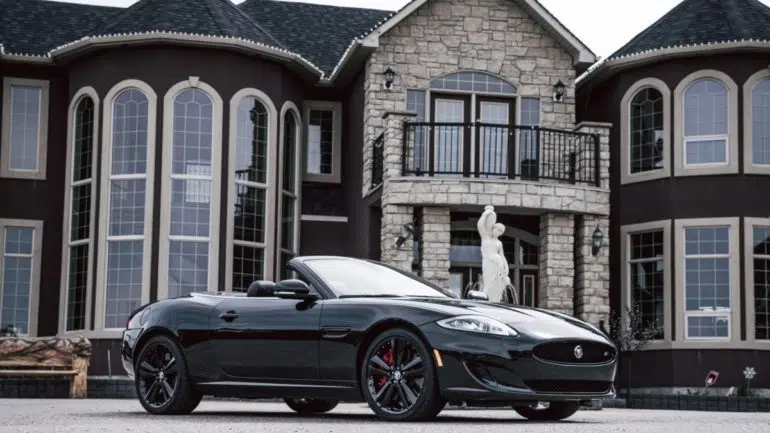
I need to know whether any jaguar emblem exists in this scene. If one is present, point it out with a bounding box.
[574,345,583,359]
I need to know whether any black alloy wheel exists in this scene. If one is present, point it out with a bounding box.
[135,335,201,415]
[284,398,339,414]
[514,401,580,421]
[361,328,445,421]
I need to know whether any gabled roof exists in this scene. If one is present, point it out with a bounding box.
[577,0,770,86]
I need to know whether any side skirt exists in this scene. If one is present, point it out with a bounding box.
[195,381,364,401]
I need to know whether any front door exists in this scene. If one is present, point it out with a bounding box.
[476,97,516,178]
[211,296,322,382]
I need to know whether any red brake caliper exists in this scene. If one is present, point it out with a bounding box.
[377,350,393,386]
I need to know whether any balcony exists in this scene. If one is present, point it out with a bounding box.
[401,122,600,186]
[373,121,609,215]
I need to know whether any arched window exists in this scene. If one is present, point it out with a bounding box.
[159,82,223,299]
[430,71,517,94]
[744,70,770,174]
[226,89,277,291]
[278,103,301,279]
[673,70,738,176]
[96,80,156,331]
[620,78,670,184]
[61,88,98,333]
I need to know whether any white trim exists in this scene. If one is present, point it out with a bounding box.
[673,70,739,177]
[743,217,770,344]
[277,102,303,278]
[0,218,44,337]
[58,87,100,335]
[743,69,770,175]
[673,217,741,348]
[619,220,672,350]
[619,78,671,184]
[95,79,157,332]
[159,78,224,299]
[300,215,347,223]
[302,100,342,183]
[0,77,50,180]
[225,88,278,290]
[360,0,596,66]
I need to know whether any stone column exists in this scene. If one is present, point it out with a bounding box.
[538,213,575,315]
[380,204,414,272]
[574,215,610,326]
[420,207,451,288]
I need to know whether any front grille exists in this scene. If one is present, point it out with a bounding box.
[532,340,615,364]
[524,380,612,394]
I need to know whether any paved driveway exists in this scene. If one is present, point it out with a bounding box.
[0,399,767,433]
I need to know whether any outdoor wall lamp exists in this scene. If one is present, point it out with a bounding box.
[553,80,566,102]
[395,222,415,248]
[382,66,397,91]
[591,226,603,256]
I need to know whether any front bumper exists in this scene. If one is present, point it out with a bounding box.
[419,322,617,404]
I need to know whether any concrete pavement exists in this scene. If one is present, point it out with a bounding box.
[0,399,767,433]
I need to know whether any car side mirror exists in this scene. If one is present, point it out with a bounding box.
[465,290,489,301]
[275,279,317,301]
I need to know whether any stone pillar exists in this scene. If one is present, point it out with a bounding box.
[574,121,611,190]
[380,204,414,272]
[575,215,610,326]
[421,207,451,288]
[538,213,575,315]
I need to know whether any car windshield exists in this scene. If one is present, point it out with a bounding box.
[304,258,455,298]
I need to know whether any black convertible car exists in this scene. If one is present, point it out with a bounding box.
[122,256,617,422]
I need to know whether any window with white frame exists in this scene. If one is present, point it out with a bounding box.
[683,78,729,166]
[682,225,732,339]
[629,87,665,173]
[163,88,218,298]
[627,229,665,339]
[1,77,50,180]
[99,85,154,330]
[750,224,770,340]
[231,94,271,291]
[304,101,342,183]
[63,92,97,332]
[751,78,770,166]
[279,108,301,280]
[0,219,42,337]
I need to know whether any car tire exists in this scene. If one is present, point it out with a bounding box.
[134,334,202,415]
[360,328,445,422]
[513,401,580,421]
[284,398,339,414]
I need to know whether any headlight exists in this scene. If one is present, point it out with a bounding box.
[436,315,518,337]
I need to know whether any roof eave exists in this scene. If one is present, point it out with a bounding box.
[576,39,770,88]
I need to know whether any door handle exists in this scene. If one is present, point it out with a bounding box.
[219,311,239,321]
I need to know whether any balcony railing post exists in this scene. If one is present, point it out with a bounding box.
[593,133,601,187]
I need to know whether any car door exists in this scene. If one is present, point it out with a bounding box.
[210,295,322,383]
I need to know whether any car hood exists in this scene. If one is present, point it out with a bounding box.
[397,297,612,343]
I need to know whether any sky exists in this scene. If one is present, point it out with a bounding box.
[45,0,770,59]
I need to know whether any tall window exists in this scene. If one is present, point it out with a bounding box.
[231,96,270,291]
[683,78,728,166]
[628,230,665,339]
[102,87,152,329]
[630,88,664,173]
[166,89,215,298]
[1,227,34,335]
[751,78,770,166]
[752,225,770,340]
[279,109,300,280]
[683,226,731,339]
[304,101,341,183]
[1,77,49,180]
[64,94,96,331]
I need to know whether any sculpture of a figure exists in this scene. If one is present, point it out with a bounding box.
[477,205,513,303]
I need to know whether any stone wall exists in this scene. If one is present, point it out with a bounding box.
[538,213,575,314]
[420,207,451,288]
[380,204,414,272]
[362,0,578,193]
[574,215,610,325]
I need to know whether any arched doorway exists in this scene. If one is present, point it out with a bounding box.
[447,221,539,306]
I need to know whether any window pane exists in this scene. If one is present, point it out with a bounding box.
[684,257,731,311]
[112,89,148,175]
[430,71,516,94]
[9,86,42,171]
[307,109,334,175]
[236,97,268,184]
[109,179,146,237]
[70,184,92,242]
[168,240,208,298]
[233,185,266,244]
[66,244,89,331]
[753,79,770,164]
[1,227,34,335]
[282,113,297,194]
[684,226,729,255]
[406,90,426,171]
[630,230,664,260]
[170,179,211,237]
[687,316,729,338]
[685,139,726,165]
[628,229,665,339]
[73,97,95,182]
[281,194,295,250]
[232,244,265,292]
[753,225,770,340]
[629,88,664,173]
[104,239,143,329]
[684,78,727,137]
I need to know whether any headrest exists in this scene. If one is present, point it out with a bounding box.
[246,280,276,297]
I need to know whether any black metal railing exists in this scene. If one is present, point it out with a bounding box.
[402,122,601,187]
[371,132,384,189]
